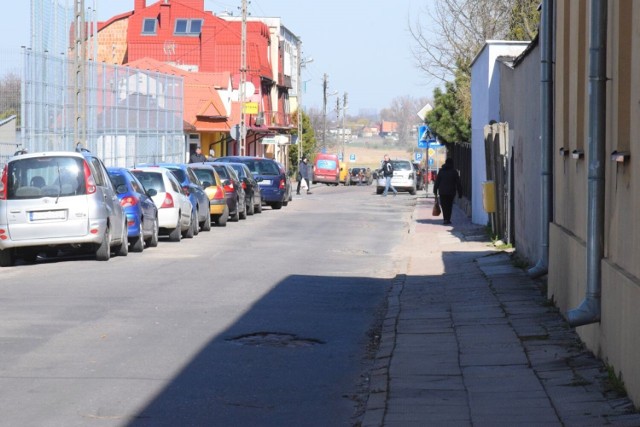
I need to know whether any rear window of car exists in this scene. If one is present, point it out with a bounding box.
[131,170,165,193]
[229,164,247,178]
[212,165,229,179]
[192,168,217,186]
[108,172,127,189]
[316,159,337,170]
[391,161,412,171]
[7,156,86,199]
[168,168,188,184]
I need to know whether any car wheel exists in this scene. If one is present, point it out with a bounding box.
[376,188,384,195]
[115,221,129,257]
[215,206,229,226]
[282,198,289,207]
[246,196,255,215]
[255,201,262,214]
[201,207,212,231]
[271,201,283,210]
[146,217,159,247]
[95,226,111,261]
[168,215,182,242]
[409,187,417,196]
[183,210,196,238]
[230,205,240,222]
[131,223,144,253]
[0,249,14,267]
[239,202,247,220]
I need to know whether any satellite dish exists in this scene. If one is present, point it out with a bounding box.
[240,81,255,96]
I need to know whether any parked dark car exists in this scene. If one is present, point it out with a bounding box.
[107,167,159,252]
[220,161,263,215]
[148,163,211,234]
[189,163,229,226]
[213,156,291,210]
[346,167,373,186]
[210,163,246,222]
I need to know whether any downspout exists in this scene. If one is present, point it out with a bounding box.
[528,0,554,278]
[567,0,607,327]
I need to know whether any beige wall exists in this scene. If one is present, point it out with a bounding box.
[549,0,640,405]
[499,45,542,264]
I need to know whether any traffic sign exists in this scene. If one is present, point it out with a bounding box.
[349,153,356,162]
[427,148,435,157]
[414,152,423,161]
[428,157,434,166]
[338,152,343,161]
[417,125,429,148]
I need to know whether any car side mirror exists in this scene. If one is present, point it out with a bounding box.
[202,181,212,188]
[146,188,157,197]
[223,179,231,186]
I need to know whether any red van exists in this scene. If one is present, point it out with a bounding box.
[312,153,340,185]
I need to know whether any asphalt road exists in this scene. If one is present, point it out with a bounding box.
[0,182,417,426]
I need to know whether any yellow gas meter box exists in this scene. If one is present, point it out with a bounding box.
[482,181,496,213]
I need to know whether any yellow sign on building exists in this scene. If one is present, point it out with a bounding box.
[243,102,259,115]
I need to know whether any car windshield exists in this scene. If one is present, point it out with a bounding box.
[391,161,412,171]
[7,156,86,199]
[193,168,217,186]
[131,170,165,193]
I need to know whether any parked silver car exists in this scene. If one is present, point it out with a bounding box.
[0,149,127,266]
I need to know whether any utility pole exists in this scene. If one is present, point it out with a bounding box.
[74,0,87,149]
[341,92,348,162]
[322,73,328,146]
[239,0,247,156]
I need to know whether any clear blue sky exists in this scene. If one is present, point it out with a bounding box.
[0,0,438,115]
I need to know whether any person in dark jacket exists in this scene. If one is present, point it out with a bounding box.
[296,156,312,195]
[381,154,397,196]
[189,146,207,163]
[433,157,462,225]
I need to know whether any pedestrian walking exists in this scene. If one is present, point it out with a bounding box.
[189,146,207,163]
[297,156,312,195]
[433,157,462,224]
[381,154,397,196]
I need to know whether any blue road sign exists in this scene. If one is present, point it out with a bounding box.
[415,152,423,162]
[418,125,429,148]
[338,152,343,161]
[349,153,356,162]
[428,157,434,166]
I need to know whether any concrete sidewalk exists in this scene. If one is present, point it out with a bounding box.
[362,196,640,426]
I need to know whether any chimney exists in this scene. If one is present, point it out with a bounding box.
[135,0,146,11]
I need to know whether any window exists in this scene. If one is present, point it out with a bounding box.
[142,18,157,35]
[174,18,203,35]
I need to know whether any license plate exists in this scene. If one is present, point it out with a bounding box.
[259,180,272,186]
[30,210,67,221]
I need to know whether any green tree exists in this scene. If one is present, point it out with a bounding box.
[288,109,317,171]
[426,69,471,144]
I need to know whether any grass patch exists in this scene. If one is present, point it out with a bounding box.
[605,365,628,396]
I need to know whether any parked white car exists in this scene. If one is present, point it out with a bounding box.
[0,149,127,266]
[375,159,417,195]
[131,166,193,242]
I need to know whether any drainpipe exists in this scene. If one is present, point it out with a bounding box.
[528,0,554,279]
[567,0,607,327]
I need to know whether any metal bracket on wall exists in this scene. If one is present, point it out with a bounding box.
[571,149,584,160]
[610,150,630,163]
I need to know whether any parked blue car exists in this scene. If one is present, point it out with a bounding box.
[143,163,211,234]
[212,156,291,210]
[107,167,159,252]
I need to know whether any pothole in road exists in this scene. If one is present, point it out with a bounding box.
[227,332,325,348]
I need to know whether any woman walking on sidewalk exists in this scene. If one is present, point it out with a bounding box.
[433,157,462,225]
